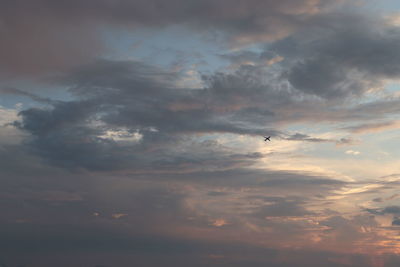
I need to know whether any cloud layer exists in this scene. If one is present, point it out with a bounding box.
[2,1,400,266]
[0,0,341,76]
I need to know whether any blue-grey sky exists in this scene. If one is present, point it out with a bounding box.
[1,1,400,266]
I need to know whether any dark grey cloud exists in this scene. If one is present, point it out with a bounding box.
[206,56,400,128]
[0,147,352,267]
[0,221,383,267]
[383,206,400,215]
[282,133,356,146]
[0,223,213,253]
[13,59,284,170]
[392,217,400,226]
[166,168,347,195]
[0,144,64,179]
[252,197,312,218]
[272,12,400,99]
[320,215,378,245]
[284,133,330,142]
[365,205,400,216]
[373,197,383,203]
[218,9,400,102]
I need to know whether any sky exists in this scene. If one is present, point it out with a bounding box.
[1,0,400,266]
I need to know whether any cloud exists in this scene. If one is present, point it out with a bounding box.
[0,108,26,146]
[345,150,360,155]
[383,206,400,215]
[0,87,54,104]
[319,215,378,247]
[252,197,313,218]
[283,132,353,145]
[392,218,400,226]
[210,219,229,227]
[365,206,400,216]
[373,197,383,203]
[13,59,282,170]
[0,105,18,125]
[341,121,400,134]
[0,0,343,76]
[4,3,400,266]
[4,1,400,106]
[111,213,128,219]
[0,219,389,267]
[0,2,103,76]
[267,11,400,99]
[13,57,399,171]
[205,45,400,129]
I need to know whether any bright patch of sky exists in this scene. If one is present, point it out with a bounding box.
[384,82,400,95]
[367,0,400,11]
[104,26,228,74]
[0,79,73,110]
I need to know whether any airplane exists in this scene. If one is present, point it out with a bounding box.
[264,136,271,141]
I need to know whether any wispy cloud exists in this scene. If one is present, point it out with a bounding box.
[345,150,361,155]
[342,121,400,134]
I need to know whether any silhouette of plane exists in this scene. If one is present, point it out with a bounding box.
[264,136,271,141]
